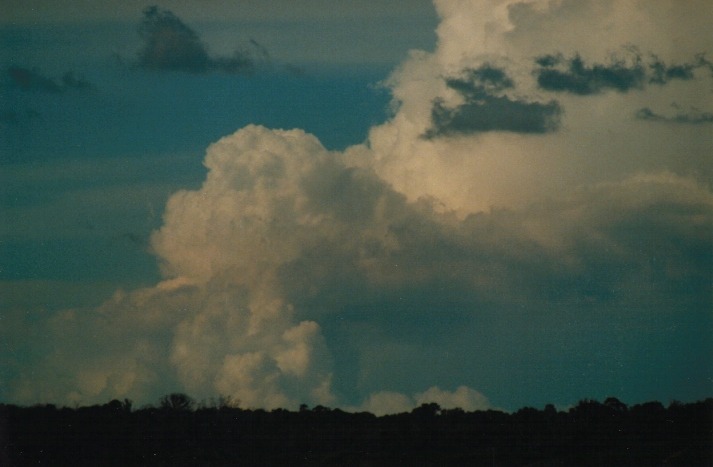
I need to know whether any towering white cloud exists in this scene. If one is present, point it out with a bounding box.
[149,126,361,408]
[347,0,713,215]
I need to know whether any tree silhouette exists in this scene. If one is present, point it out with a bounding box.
[604,396,627,413]
[2,396,711,465]
[159,393,194,411]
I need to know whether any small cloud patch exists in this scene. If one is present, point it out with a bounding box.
[636,107,713,124]
[425,64,562,138]
[135,6,267,74]
[535,51,706,95]
[6,67,92,93]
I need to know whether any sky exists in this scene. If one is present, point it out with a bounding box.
[1,0,711,414]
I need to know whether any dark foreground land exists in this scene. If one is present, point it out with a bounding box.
[1,396,711,466]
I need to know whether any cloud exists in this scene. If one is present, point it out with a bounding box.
[3,0,711,411]
[136,6,264,74]
[535,52,646,94]
[636,106,713,124]
[415,386,490,411]
[534,51,703,95]
[6,66,92,92]
[356,391,414,415]
[137,6,211,73]
[647,55,704,84]
[5,124,710,408]
[343,0,713,216]
[355,386,490,416]
[425,64,562,137]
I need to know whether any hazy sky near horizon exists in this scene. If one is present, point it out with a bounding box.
[1,0,711,414]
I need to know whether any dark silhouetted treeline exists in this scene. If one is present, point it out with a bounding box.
[1,395,711,465]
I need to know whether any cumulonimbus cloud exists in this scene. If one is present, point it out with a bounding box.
[3,0,711,410]
[4,121,709,408]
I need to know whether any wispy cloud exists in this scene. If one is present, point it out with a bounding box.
[534,51,705,95]
[6,67,92,93]
[636,106,713,124]
[135,6,267,74]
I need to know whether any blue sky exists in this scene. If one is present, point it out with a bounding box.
[1,0,711,413]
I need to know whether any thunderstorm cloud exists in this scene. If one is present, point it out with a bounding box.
[2,0,711,413]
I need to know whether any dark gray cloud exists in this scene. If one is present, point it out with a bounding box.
[535,52,704,95]
[647,57,696,85]
[275,152,713,401]
[535,53,645,94]
[6,67,92,93]
[425,65,561,138]
[137,6,211,73]
[136,6,264,74]
[636,107,713,124]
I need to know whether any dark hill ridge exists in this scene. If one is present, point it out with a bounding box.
[1,396,711,465]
